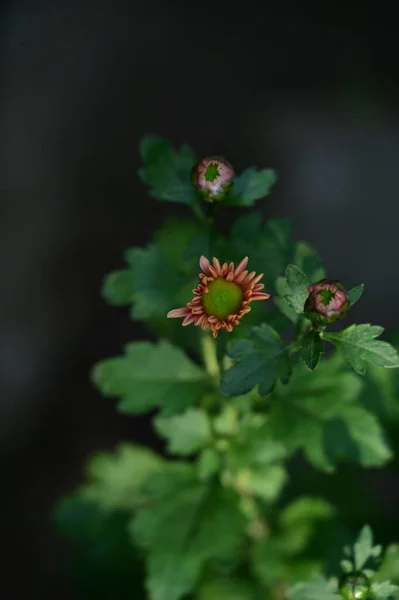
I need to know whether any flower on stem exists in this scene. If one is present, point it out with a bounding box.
[304,278,349,325]
[167,256,270,338]
[192,156,234,203]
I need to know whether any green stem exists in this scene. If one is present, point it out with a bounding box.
[200,331,220,381]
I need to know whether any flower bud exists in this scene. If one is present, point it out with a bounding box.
[339,572,371,600]
[192,156,234,202]
[304,278,349,325]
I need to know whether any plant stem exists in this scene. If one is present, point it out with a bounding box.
[200,331,220,381]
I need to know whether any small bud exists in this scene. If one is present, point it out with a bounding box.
[192,156,234,202]
[339,571,371,600]
[304,278,349,325]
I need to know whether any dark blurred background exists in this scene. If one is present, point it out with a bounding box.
[1,1,399,597]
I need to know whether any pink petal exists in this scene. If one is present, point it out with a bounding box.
[182,314,196,326]
[234,257,249,277]
[212,257,222,275]
[251,293,270,301]
[199,256,211,274]
[167,307,189,318]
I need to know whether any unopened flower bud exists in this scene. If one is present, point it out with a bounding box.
[192,156,234,202]
[304,278,349,325]
[339,572,371,600]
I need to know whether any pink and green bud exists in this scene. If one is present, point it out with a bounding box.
[304,278,349,325]
[192,156,234,203]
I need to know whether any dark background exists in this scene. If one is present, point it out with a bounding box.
[1,1,399,597]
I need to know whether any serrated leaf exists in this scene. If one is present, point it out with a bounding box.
[284,264,309,313]
[324,324,399,374]
[92,340,211,416]
[226,167,276,207]
[81,443,164,511]
[221,324,291,397]
[288,577,341,600]
[268,357,391,471]
[348,283,364,307]
[372,581,399,599]
[138,135,197,204]
[353,525,374,570]
[154,408,212,455]
[300,329,324,370]
[130,469,247,600]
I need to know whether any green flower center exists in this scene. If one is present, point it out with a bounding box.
[204,162,220,182]
[318,289,335,306]
[202,278,243,320]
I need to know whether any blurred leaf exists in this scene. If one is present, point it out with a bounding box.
[226,167,276,207]
[268,357,392,471]
[81,443,164,511]
[125,245,186,320]
[300,329,324,371]
[53,494,146,599]
[197,448,222,481]
[279,497,336,529]
[138,135,197,204]
[324,325,399,374]
[293,241,325,283]
[348,284,364,307]
[154,408,212,455]
[288,577,341,600]
[102,269,133,306]
[371,581,399,599]
[130,467,247,600]
[221,324,291,397]
[353,525,374,570]
[374,545,399,584]
[92,340,211,416]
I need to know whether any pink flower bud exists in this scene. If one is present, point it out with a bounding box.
[192,156,234,203]
[304,279,349,325]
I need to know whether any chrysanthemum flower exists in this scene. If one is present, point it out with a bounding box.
[167,256,270,338]
[192,156,234,202]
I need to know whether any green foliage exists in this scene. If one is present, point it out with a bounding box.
[138,136,197,204]
[55,135,399,600]
[154,408,212,455]
[324,325,399,374]
[130,465,248,600]
[221,323,292,396]
[300,329,324,370]
[226,167,277,206]
[92,340,212,416]
[348,284,364,307]
[268,356,392,471]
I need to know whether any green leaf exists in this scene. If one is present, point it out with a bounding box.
[130,468,247,600]
[323,324,399,374]
[92,340,211,416]
[353,525,375,570]
[348,283,364,307]
[288,577,341,600]
[221,324,291,397]
[226,167,276,207]
[294,241,325,283]
[300,329,324,370]
[232,464,287,502]
[138,135,197,204]
[154,408,212,455]
[372,581,399,599]
[268,357,391,471]
[279,497,336,529]
[125,245,186,320]
[197,448,222,481]
[80,443,164,511]
[102,269,134,306]
[284,264,309,313]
